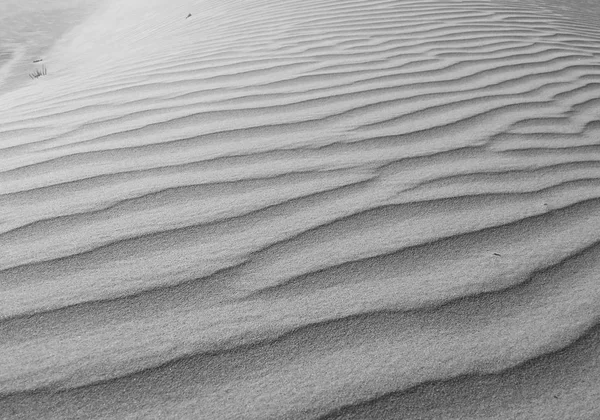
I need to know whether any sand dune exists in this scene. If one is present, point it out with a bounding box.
[1,0,600,418]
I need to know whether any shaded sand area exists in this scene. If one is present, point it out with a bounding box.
[1,0,600,418]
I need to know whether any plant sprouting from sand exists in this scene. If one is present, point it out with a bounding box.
[29,65,47,79]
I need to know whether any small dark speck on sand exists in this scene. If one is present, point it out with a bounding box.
[493,253,501,256]
[186,13,192,19]
[33,59,43,63]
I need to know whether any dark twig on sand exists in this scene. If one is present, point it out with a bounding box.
[29,65,47,79]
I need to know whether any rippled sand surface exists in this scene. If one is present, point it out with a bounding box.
[1,0,600,418]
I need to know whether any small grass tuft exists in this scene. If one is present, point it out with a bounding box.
[29,65,47,79]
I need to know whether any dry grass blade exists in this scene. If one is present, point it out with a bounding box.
[29,65,47,79]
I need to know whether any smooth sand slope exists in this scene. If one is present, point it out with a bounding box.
[1,0,600,418]
[0,0,100,95]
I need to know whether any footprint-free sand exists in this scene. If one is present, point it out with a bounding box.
[1,0,600,418]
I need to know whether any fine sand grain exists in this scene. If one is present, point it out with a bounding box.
[1,0,600,419]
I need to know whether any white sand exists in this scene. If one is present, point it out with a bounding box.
[1,0,600,418]
[0,0,100,95]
